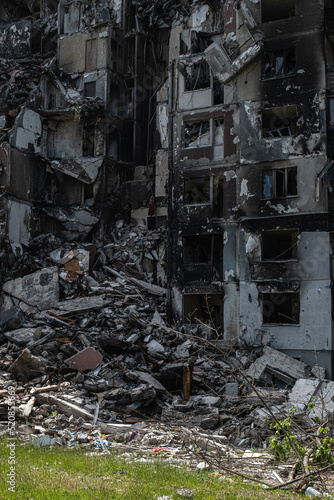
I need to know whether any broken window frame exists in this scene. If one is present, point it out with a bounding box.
[262,292,300,325]
[262,47,296,80]
[183,175,224,216]
[261,0,296,24]
[183,118,224,150]
[262,166,297,199]
[261,105,298,138]
[262,229,298,261]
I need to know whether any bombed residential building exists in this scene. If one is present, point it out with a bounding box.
[166,0,334,378]
[1,0,334,378]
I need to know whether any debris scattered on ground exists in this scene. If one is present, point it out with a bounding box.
[1,230,334,495]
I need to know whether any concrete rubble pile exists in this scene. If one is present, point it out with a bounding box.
[0,230,333,461]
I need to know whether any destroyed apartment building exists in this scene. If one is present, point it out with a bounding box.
[1,0,334,380]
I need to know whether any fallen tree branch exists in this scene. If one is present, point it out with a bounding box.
[267,463,334,490]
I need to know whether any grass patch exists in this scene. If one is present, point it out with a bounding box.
[0,438,301,499]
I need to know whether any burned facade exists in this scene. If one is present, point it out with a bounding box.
[1,0,334,377]
[166,0,334,378]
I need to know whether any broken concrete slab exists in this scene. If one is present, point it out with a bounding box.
[9,348,48,381]
[40,295,111,318]
[135,371,168,392]
[247,347,309,384]
[2,267,59,313]
[4,328,36,346]
[308,381,334,421]
[65,347,103,371]
[36,393,94,421]
[288,378,320,406]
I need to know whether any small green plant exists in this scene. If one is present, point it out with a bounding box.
[269,406,305,463]
[313,428,334,464]
[269,406,334,468]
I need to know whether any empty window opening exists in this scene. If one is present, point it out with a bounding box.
[184,177,210,205]
[183,294,224,333]
[84,183,94,202]
[108,130,118,160]
[262,106,297,138]
[213,79,224,105]
[190,31,212,54]
[185,61,211,91]
[213,118,224,159]
[122,88,134,119]
[120,123,134,162]
[262,292,299,324]
[261,0,295,23]
[212,176,224,218]
[263,48,296,79]
[184,176,223,216]
[182,234,223,281]
[262,229,298,260]
[183,235,211,264]
[85,39,97,72]
[84,81,96,98]
[184,120,210,148]
[262,167,297,198]
[82,125,95,157]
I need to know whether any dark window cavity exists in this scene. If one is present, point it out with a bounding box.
[184,176,224,216]
[213,78,224,105]
[262,167,297,198]
[84,81,96,97]
[261,0,295,23]
[183,235,211,264]
[182,234,223,281]
[185,61,211,91]
[262,48,296,79]
[262,292,300,324]
[183,294,224,333]
[184,177,211,205]
[82,125,95,157]
[262,229,298,260]
[122,88,134,119]
[190,31,212,54]
[262,105,297,138]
